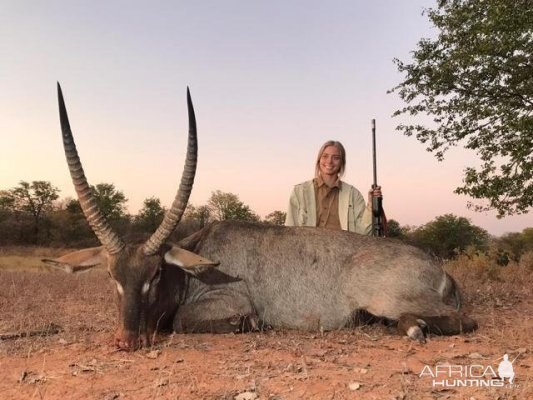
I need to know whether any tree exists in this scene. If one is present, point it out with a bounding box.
[264,210,287,226]
[0,190,17,244]
[386,219,404,238]
[523,227,533,250]
[0,191,15,211]
[49,198,97,247]
[185,204,212,228]
[135,197,165,232]
[406,214,490,259]
[65,198,83,214]
[2,181,60,242]
[90,183,128,221]
[11,181,60,218]
[494,227,533,262]
[207,190,260,222]
[390,0,532,217]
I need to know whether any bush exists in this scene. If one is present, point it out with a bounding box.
[519,250,533,270]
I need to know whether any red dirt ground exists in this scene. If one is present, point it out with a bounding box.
[0,268,531,399]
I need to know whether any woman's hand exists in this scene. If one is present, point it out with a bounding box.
[368,185,382,204]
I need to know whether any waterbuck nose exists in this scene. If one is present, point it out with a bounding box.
[114,329,145,351]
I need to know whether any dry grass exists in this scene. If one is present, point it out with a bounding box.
[0,246,75,271]
[0,246,69,257]
[446,251,533,305]
[0,246,531,399]
[0,246,111,354]
[0,268,114,355]
[520,250,533,270]
[445,252,533,350]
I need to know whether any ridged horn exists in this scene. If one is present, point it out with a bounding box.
[143,87,198,256]
[57,83,125,254]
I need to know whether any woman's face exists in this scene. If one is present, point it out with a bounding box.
[319,145,342,177]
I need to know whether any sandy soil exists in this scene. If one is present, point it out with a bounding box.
[0,268,531,400]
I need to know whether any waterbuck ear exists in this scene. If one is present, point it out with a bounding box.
[42,246,108,274]
[164,246,219,276]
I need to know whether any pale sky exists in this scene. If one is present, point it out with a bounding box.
[1,0,530,236]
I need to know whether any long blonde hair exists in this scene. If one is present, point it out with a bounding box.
[314,140,346,179]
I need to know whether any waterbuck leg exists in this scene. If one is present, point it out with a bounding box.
[398,312,478,342]
[419,313,478,335]
[397,313,427,343]
[173,292,257,333]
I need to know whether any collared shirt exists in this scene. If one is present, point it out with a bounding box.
[313,177,341,230]
[286,180,373,234]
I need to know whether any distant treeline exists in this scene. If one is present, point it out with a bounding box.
[1,181,532,264]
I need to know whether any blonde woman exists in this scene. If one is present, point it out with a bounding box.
[285,140,382,234]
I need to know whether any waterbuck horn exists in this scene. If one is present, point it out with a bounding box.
[143,87,198,256]
[57,83,125,255]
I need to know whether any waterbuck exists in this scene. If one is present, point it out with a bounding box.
[44,84,477,350]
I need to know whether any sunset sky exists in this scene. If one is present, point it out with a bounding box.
[1,0,530,236]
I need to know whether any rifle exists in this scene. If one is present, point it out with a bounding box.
[371,119,386,237]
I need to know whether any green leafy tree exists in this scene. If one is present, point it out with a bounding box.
[208,190,260,222]
[11,181,60,217]
[495,227,533,261]
[264,210,287,226]
[390,0,532,217]
[386,219,404,238]
[0,191,15,211]
[49,198,96,247]
[495,232,523,262]
[0,190,17,244]
[523,228,533,249]
[3,181,60,241]
[406,214,490,259]
[64,198,83,215]
[135,197,165,232]
[185,204,212,228]
[90,183,128,221]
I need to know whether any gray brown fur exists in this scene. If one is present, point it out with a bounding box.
[172,221,476,340]
[45,220,477,349]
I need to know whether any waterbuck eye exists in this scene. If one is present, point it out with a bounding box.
[141,282,151,295]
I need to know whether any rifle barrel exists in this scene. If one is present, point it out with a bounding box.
[372,119,377,187]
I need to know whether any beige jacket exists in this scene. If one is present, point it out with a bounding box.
[285,180,372,235]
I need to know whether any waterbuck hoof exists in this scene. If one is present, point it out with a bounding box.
[406,326,426,344]
[114,330,149,351]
